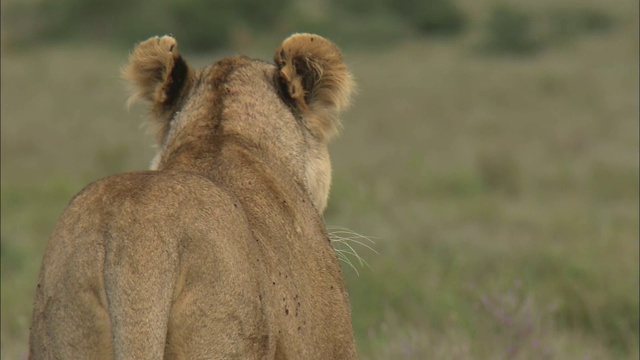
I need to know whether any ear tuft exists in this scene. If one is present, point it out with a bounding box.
[122,35,190,112]
[275,33,355,141]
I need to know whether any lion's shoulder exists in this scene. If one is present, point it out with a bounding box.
[66,171,243,231]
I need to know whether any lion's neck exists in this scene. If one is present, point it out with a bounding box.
[157,137,315,214]
[215,143,328,240]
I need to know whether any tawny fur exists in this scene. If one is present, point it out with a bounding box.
[122,36,194,143]
[274,33,355,142]
[29,34,357,359]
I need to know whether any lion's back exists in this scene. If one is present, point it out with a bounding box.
[41,170,255,280]
[50,170,248,246]
[30,170,263,358]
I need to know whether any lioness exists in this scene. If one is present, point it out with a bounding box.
[29,33,358,359]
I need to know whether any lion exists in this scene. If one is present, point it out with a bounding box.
[28,33,358,359]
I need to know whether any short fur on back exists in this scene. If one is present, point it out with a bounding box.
[29,33,357,359]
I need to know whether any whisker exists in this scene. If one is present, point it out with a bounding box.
[332,238,372,270]
[332,237,378,254]
[328,226,379,275]
[328,229,379,243]
[336,253,359,276]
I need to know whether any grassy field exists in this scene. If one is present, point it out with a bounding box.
[1,1,638,359]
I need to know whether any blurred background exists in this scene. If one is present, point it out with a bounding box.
[1,0,638,358]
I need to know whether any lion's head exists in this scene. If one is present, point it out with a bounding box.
[123,33,354,213]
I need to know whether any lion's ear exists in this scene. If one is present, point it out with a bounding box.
[275,33,355,142]
[123,35,191,114]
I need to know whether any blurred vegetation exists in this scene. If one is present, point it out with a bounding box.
[483,4,541,55]
[2,0,467,51]
[480,3,616,55]
[1,0,638,359]
[2,0,617,53]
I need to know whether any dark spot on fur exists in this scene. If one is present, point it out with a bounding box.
[285,307,289,315]
[259,294,262,301]
[298,326,301,331]
[330,285,334,290]
[310,37,314,42]
[273,281,276,285]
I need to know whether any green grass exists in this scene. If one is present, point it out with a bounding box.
[1,1,638,358]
